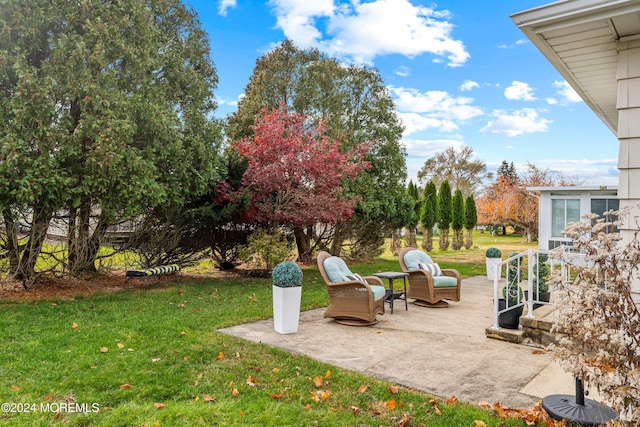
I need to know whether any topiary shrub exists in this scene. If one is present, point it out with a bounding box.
[272,261,303,287]
[486,247,502,258]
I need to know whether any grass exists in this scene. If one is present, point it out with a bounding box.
[0,232,539,426]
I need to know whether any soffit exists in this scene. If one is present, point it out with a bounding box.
[511,0,640,134]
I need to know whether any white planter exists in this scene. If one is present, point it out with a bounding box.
[486,258,503,281]
[272,285,302,334]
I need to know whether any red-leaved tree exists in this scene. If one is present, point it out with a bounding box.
[233,105,370,261]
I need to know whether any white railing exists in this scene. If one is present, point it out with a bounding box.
[491,248,581,330]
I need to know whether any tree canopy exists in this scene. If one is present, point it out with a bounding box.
[417,146,489,196]
[0,0,223,281]
[228,40,408,259]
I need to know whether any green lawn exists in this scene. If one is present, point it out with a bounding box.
[0,233,541,426]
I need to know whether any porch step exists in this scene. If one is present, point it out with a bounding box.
[485,304,558,348]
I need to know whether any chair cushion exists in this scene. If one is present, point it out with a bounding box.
[370,285,387,301]
[418,262,442,276]
[343,273,367,283]
[323,256,353,283]
[433,275,458,288]
[404,250,434,271]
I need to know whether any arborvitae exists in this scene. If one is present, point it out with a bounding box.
[464,194,478,249]
[451,189,464,250]
[420,181,437,252]
[437,181,452,251]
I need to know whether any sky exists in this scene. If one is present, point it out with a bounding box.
[185,0,621,187]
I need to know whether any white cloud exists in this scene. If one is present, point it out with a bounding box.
[546,97,558,105]
[460,80,479,91]
[553,80,582,103]
[498,38,529,49]
[504,81,536,101]
[269,0,469,66]
[395,66,410,77]
[480,108,551,137]
[218,0,237,16]
[389,86,483,135]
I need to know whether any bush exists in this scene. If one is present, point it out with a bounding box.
[486,247,502,258]
[272,261,303,287]
[550,208,640,422]
[239,230,293,272]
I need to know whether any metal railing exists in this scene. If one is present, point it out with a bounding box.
[491,248,581,330]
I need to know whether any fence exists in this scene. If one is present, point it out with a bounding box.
[491,248,583,330]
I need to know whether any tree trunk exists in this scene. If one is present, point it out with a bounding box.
[464,228,473,249]
[293,226,313,263]
[2,209,22,275]
[405,228,417,248]
[390,228,402,255]
[452,228,464,250]
[421,227,433,252]
[439,228,450,251]
[330,223,347,256]
[12,207,52,285]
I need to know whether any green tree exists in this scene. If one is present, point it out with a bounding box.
[403,180,420,248]
[228,40,407,260]
[451,189,465,250]
[464,194,478,249]
[420,181,437,252]
[417,146,489,196]
[0,0,222,281]
[497,160,518,184]
[437,181,452,251]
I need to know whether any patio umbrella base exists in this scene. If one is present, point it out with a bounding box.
[542,378,617,426]
[334,317,378,326]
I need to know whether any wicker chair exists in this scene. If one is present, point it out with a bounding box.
[398,247,461,308]
[317,251,386,326]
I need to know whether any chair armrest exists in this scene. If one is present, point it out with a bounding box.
[441,269,461,281]
[364,276,384,286]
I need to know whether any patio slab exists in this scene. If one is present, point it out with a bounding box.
[219,275,604,409]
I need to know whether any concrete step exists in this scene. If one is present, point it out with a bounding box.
[486,303,557,348]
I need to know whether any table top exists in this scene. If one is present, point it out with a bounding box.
[372,271,409,279]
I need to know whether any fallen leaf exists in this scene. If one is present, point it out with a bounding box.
[447,396,458,405]
[100,347,108,353]
[474,421,487,427]
[180,331,186,336]
[45,395,52,401]
[385,399,397,409]
[388,385,399,394]
[11,385,20,391]
[218,351,224,360]
[203,395,215,402]
[183,356,188,361]
[119,384,132,390]
[272,368,280,374]
[232,388,239,397]
[429,399,442,416]
[117,343,125,349]
[325,370,331,379]
[532,349,546,355]
[246,375,258,387]
[478,402,492,409]
[313,376,323,387]
[154,402,166,409]
[71,323,78,329]
[350,405,361,414]
[321,391,330,401]
[270,393,283,399]
[127,348,134,352]
[303,404,312,410]
[152,358,161,363]
[154,422,160,427]
[358,385,369,393]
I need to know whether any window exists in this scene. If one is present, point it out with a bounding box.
[591,198,619,232]
[551,199,580,237]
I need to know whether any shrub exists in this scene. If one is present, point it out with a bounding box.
[485,247,502,258]
[550,207,640,422]
[272,261,303,287]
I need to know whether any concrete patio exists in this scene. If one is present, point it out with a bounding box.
[220,275,605,409]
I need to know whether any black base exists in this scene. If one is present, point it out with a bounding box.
[542,395,618,426]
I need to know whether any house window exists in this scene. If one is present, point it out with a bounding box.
[591,198,619,232]
[551,199,580,237]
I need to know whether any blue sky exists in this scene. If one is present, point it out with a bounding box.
[186,0,620,187]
